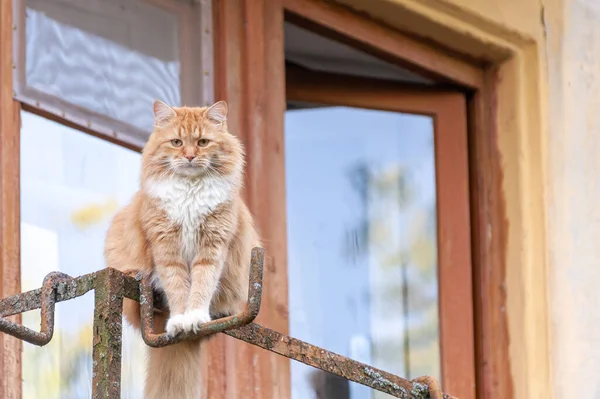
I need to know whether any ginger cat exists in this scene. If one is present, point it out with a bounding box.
[104,100,259,398]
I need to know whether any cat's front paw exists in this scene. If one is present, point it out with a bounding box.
[181,309,212,333]
[165,314,187,336]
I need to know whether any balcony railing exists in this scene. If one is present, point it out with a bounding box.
[0,248,455,399]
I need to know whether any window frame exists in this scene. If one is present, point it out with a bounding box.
[1,0,22,396]
[208,0,508,398]
[0,0,510,398]
[286,67,476,397]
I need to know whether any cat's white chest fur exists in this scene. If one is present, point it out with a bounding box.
[145,176,233,266]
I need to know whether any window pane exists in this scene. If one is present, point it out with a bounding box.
[23,0,180,133]
[20,111,144,398]
[285,106,440,399]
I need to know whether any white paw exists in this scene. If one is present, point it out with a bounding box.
[165,314,187,336]
[181,309,212,333]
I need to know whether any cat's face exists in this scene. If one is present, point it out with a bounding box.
[142,100,244,180]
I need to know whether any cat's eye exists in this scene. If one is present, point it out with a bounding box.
[198,139,210,147]
[171,139,182,147]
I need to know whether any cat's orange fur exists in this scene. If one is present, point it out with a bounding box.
[104,100,259,398]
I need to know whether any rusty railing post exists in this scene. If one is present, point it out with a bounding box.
[92,268,125,399]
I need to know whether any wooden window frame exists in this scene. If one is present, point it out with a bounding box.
[0,0,509,398]
[286,68,475,397]
[210,0,508,399]
[1,1,21,396]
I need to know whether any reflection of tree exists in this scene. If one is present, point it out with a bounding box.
[343,160,440,398]
[343,163,369,264]
[343,164,412,264]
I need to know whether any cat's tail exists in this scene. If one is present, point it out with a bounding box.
[122,298,202,398]
[145,340,202,399]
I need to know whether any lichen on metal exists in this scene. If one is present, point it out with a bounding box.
[0,247,455,399]
[223,323,453,399]
[91,268,127,398]
[0,271,72,345]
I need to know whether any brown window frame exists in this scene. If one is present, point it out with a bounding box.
[1,0,23,396]
[0,0,509,398]
[286,67,476,397]
[209,0,508,398]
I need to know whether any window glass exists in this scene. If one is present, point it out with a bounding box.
[20,110,145,398]
[285,106,440,399]
[23,0,180,135]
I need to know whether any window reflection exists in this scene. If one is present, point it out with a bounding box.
[20,111,145,398]
[285,106,440,399]
[24,0,180,133]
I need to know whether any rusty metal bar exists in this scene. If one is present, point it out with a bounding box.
[139,247,264,347]
[0,271,69,345]
[224,323,455,399]
[0,270,139,345]
[92,268,126,398]
[0,247,456,399]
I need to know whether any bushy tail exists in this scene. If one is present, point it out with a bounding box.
[122,298,202,399]
[145,340,202,399]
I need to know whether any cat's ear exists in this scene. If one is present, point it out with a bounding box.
[153,100,176,128]
[206,101,228,126]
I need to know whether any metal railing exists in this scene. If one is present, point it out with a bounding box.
[0,248,456,399]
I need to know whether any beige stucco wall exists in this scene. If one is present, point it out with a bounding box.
[545,1,600,399]
[337,0,600,397]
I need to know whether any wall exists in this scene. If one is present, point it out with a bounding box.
[547,0,600,398]
[336,0,600,398]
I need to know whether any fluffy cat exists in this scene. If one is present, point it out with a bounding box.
[104,100,260,399]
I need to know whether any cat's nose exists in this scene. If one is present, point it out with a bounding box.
[185,155,195,162]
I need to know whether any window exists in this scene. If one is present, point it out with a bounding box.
[286,105,440,398]
[2,0,214,397]
[2,0,507,397]
[13,0,213,148]
[283,22,475,398]
[20,110,144,398]
[205,1,490,397]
